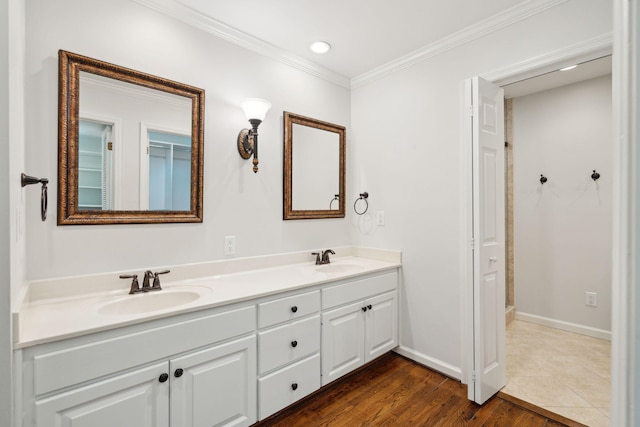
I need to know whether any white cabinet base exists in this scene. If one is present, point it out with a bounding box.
[35,362,169,427]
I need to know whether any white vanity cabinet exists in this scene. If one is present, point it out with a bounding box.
[321,271,398,385]
[22,305,257,427]
[257,290,321,419]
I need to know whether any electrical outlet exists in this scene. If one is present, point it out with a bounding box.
[224,236,236,255]
[585,291,597,307]
[376,211,385,226]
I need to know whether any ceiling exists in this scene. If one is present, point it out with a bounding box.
[175,0,519,78]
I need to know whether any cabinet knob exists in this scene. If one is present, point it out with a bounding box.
[367,305,372,310]
[174,368,184,378]
[291,383,298,391]
[362,306,367,312]
[291,340,298,348]
[159,373,169,383]
[291,306,298,313]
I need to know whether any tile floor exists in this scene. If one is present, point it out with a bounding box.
[502,319,611,427]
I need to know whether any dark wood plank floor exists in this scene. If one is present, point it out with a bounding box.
[257,353,584,427]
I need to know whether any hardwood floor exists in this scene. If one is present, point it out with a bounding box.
[257,353,584,427]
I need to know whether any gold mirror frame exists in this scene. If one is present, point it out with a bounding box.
[283,112,346,220]
[58,50,205,225]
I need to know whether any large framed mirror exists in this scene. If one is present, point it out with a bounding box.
[283,112,346,220]
[58,50,205,225]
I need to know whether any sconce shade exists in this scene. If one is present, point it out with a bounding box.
[241,98,271,122]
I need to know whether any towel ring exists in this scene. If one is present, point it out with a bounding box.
[354,192,369,215]
[329,194,340,210]
[21,173,48,221]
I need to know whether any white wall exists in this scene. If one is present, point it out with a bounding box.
[351,0,612,374]
[513,75,612,334]
[24,0,351,280]
[3,0,27,424]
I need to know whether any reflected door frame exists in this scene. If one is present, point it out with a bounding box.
[139,122,190,210]
[79,113,123,210]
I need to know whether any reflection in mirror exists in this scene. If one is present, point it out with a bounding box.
[291,124,340,211]
[284,112,345,220]
[58,50,205,224]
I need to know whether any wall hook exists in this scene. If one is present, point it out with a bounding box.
[591,170,601,181]
[354,192,369,215]
[539,174,548,185]
[21,173,49,221]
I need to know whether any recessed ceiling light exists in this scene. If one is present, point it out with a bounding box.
[309,41,331,54]
[560,65,578,71]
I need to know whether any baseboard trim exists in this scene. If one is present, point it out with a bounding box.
[515,312,611,341]
[393,345,462,380]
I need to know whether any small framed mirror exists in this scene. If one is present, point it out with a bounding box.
[58,50,205,225]
[283,112,346,220]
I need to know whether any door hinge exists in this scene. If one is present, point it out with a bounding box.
[468,105,474,117]
[146,146,149,155]
[472,371,477,382]
[470,238,476,248]
[107,141,113,151]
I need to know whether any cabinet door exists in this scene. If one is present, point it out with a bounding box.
[321,301,365,385]
[365,291,398,362]
[35,362,169,427]
[170,335,257,427]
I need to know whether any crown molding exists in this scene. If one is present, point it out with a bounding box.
[351,0,571,89]
[132,0,351,88]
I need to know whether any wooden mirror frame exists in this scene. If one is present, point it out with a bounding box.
[58,50,205,225]
[283,112,346,220]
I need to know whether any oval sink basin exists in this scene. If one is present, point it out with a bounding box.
[98,291,201,316]
[316,263,365,274]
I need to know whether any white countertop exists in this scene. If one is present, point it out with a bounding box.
[16,249,401,348]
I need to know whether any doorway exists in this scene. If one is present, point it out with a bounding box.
[501,57,612,426]
[462,50,610,424]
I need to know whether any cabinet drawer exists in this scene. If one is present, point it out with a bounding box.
[258,290,320,328]
[258,354,320,420]
[322,271,397,310]
[258,315,320,374]
[32,305,256,396]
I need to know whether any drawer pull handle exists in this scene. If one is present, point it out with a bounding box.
[291,306,298,313]
[159,373,169,383]
[367,305,372,310]
[291,340,298,348]
[174,368,184,378]
[291,383,298,391]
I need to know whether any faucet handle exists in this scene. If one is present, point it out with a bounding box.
[120,274,140,294]
[151,270,170,290]
[311,252,321,265]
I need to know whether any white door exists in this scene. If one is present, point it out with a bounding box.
[35,362,169,427]
[321,301,365,385]
[364,291,398,362]
[469,76,506,404]
[170,335,257,427]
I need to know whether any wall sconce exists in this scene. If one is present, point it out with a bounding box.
[237,98,271,173]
